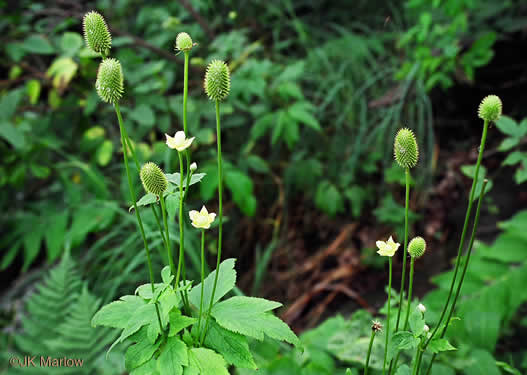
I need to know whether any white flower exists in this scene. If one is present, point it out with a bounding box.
[418,303,426,313]
[190,162,197,172]
[165,131,195,152]
[423,324,430,333]
[189,205,216,229]
[376,236,400,257]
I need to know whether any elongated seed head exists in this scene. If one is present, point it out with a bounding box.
[204,60,230,101]
[83,11,112,55]
[408,236,426,258]
[394,128,419,169]
[478,95,502,122]
[175,32,193,52]
[95,58,124,103]
[140,162,168,196]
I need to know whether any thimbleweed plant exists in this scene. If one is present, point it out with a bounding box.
[84,12,299,374]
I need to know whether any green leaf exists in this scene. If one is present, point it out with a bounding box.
[246,155,270,174]
[130,104,156,128]
[389,331,419,360]
[0,122,25,149]
[203,320,257,369]
[189,258,236,309]
[47,57,78,90]
[96,140,113,167]
[168,310,196,337]
[22,35,55,54]
[288,102,321,131]
[185,348,230,375]
[45,211,68,262]
[409,309,425,336]
[130,193,158,211]
[498,137,520,152]
[156,336,187,375]
[92,295,146,328]
[212,296,300,346]
[395,365,411,375]
[26,79,41,105]
[125,328,162,371]
[225,169,256,216]
[22,220,43,271]
[166,173,206,188]
[131,358,159,375]
[502,151,524,166]
[315,181,344,217]
[464,349,500,375]
[0,89,23,121]
[60,32,83,57]
[161,266,172,284]
[496,116,527,138]
[428,338,456,354]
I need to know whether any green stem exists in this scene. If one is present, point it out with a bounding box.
[403,257,416,330]
[183,51,189,134]
[422,179,488,375]
[159,194,175,277]
[395,168,411,331]
[201,100,223,344]
[424,119,489,350]
[197,230,205,340]
[175,152,190,312]
[114,103,163,333]
[152,205,169,248]
[412,340,424,375]
[382,257,393,375]
[364,329,377,375]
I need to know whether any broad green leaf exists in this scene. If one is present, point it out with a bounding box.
[166,173,206,187]
[388,331,418,360]
[502,151,524,166]
[409,309,425,336]
[428,338,456,353]
[22,219,43,271]
[288,102,321,131]
[315,181,343,217]
[130,104,155,128]
[22,35,55,54]
[130,193,157,211]
[161,266,172,284]
[0,89,23,121]
[45,211,68,262]
[189,258,237,309]
[96,140,113,166]
[156,336,187,375]
[498,137,520,151]
[395,365,411,375]
[60,32,83,56]
[92,295,146,328]
[47,57,78,90]
[0,122,25,149]
[121,304,159,341]
[185,348,229,375]
[464,349,500,375]
[496,116,526,138]
[204,320,257,369]
[125,329,161,371]
[130,358,159,375]
[212,296,300,346]
[26,79,41,105]
[168,310,196,337]
[246,155,270,173]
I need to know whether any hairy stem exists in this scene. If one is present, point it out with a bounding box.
[382,257,393,375]
[422,179,488,375]
[202,100,223,344]
[424,119,489,350]
[364,329,377,375]
[114,103,163,332]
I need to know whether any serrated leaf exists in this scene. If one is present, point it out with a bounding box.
[288,102,321,131]
[212,296,300,346]
[428,338,456,353]
[157,336,187,375]
[166,173,206,187]
[185,348,229,375]
[130,193,157,211]
[92,295,146,328]
[130,358,159,375]
[125,328,161,371]
[169,310,196,337]
[204,320,257,369]
[409,309,425,336]
[189,258,236,309]
[388,331,419,361]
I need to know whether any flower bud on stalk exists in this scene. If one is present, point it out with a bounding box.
[96,58,124,104]
[140,162,168,196]
[408,236,426,258]
[478,95,502,122]
[204,60,231,101]
[394,128,419,169]
[83,11,112,55]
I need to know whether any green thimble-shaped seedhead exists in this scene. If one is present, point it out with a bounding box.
[95,58,124,104]
[204,60,230,101]
[408,236,426,258]
[478,95,502,122]
[83,11,112,55]
[175,32,193,52]
[394,128,419,169]
[140,162,168,196]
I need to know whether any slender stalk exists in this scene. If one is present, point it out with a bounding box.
[183,51,189,135]
[159,193,175,277]
[412,340,424,375]
[422,179,488,375]
[364,329,377,375]
[424,119,489,349]
[395,168,411,331]
[197,230,205,339]
[114,103,163,332]
[403,257,416,329]
[152,205,168,249]
[382,257,393,375]
[202,100,223,343]
[175,152,185,287]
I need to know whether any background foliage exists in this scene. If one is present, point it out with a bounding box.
[2,0,527,374]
